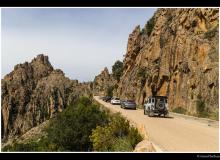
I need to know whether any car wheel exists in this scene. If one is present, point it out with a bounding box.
[148,110,154,117]
[164,112,169,118]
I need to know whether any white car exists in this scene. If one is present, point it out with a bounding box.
[111,97,121,105]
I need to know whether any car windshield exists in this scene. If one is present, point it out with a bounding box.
[115,98,120,100]
[127,100,135,103]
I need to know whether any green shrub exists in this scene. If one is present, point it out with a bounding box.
[137,67,149,87]
[106,86,114,97]
[209,111,219,121]
[112,60,123,82]
[204,25,218,40]
[3,97,109,152]
[137,105,144,109]
[2,138,56,152]
[167,14,173,22]
[111,137,133,152]
[4,97,143,152]
[78,96,92,106]
[3,142,37,152]
[90,113,143,151]
[146,16,155,36]
[127,127,143,148]
[89,125,114,151]
[172,107,187,114]
[109,113,130,137]
[196,94,208,118]
[46,97,109,151]
[172,95,218,120]
[137,68,146,78]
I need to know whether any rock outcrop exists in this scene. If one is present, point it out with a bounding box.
[94,9,219,118]
[1,54,92,141]
[2,8,219,144]
[93,67,116,96]
[2,120,50,150]
[116,8,219,117]
[134,140,156,152]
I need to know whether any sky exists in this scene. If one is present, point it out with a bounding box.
[1,8,157,82]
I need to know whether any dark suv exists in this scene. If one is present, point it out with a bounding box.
[144,96,169,117]
[103,96,112,102]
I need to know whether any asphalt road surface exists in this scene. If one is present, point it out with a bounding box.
[94,96,219,152]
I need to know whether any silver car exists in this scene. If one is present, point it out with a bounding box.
[111,97,121,105]
[121,100,136,110]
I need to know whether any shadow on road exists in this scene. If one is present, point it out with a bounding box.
[149,115,174,119]
[120,107,137,110]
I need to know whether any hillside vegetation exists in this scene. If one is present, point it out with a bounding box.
[3,97,142,152]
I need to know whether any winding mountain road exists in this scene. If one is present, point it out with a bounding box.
[94,96,219,152]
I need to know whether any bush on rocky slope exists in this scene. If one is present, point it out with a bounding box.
[90,113,143,151]
[137,67,150,88]
[3,97,142,152]
[172,107,187,114]
[106,86,114,97]
[112,60,123,82]
[204,25,218,40]
[45,97,109,151]
[196,94,209,118]
[146,16,155,36]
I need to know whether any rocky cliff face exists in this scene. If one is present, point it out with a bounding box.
[93,67,116,96]
[115,8,219,117]
[1,54,92,141]
[2,8,219,142]
[93,9,219,118]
